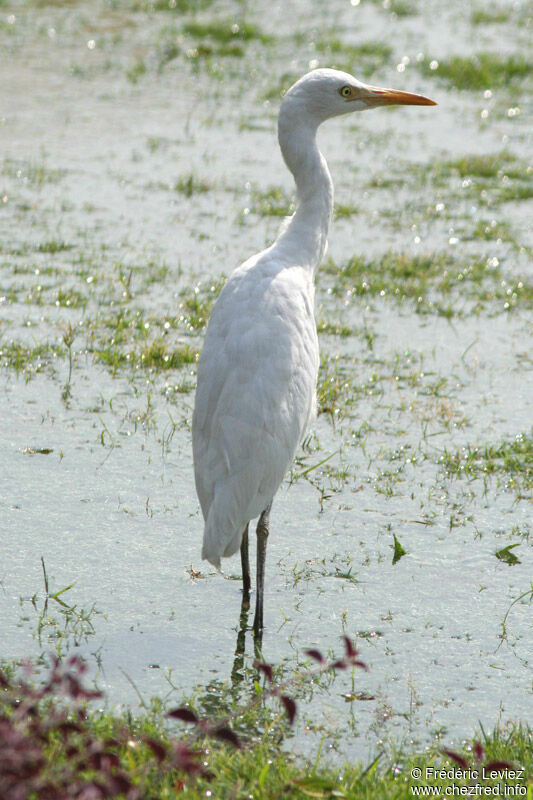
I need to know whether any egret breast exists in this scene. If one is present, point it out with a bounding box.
[192,255,318,565]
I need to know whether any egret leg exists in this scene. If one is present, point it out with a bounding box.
[253,503,272,638]
[240,524,250,603]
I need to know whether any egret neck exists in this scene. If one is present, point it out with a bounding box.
[276,102,333,275]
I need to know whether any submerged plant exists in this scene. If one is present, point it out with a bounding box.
[19,558,100,656]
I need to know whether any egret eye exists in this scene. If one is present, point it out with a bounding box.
[340,86,352,98]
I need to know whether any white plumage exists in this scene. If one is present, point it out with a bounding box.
[194,258,318,564]
[192,68,436,635]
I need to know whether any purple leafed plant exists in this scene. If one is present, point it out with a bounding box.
[1,636,368,797]
[0,655,204,799]
[443,740,514,775]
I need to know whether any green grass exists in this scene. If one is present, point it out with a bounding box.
[313,37,393,77]
[334,202,359,219]
[471,8,512,24]
[183,20,273,45]
[0,341,61,374]
[178,277,226,331]
[249,186,293,217]
[469,219,513,242]
[434,151,527,181]
[369,150,532,210]
[126,57,147,83]
[173,18,273,60]
[316,319,356,338]
[174,174,212,197]
[93,337,197,374]
[418,52,531,90]
[1,657,530,800]
[316,352,348,416]
[36,240,73,254]
[55,288,88,308]
[440,433,532,496]
[262,71,301,101]
[314,345,462,427]
[365,0,418,16]
[145,0,215,10]
[323,251,533,315]
[426,151,533,207]
[391,0,417,15]
[2,157,65,186]
[498,183,533,202]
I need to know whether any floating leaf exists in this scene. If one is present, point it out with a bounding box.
[21,446,54,455]
[392,534,407,564]
[495,544,521,565]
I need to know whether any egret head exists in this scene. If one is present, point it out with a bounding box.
[282,68,436,124]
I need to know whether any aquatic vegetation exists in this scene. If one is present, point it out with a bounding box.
[178,277,226,331]
[334,202,359,219]
[435,151,526,181]
[126,57,147,83]
[471,8,512,25]
[247,185,293,217]
[182,20,273,46]
[261,71,301,101]
[175,174,212,197]
[36,240,73,254]
[1,157,65,186]
[323,250,532,315]
[0,341,61,376]
[145,0,215,11]
[439,434,532,497]
[19,558,100,655]
[157,18,274,64]
[312,37,393,77]
[418,52,531,90]
[93,337,197,374]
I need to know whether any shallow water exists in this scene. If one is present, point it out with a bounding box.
[1,0,531,763]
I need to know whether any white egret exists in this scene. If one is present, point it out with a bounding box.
[192,68,436,636]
